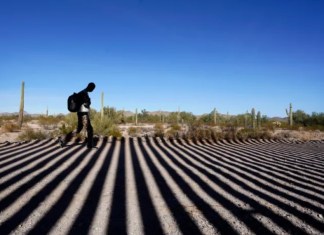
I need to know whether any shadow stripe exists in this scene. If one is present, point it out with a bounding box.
[0,146,91,234]
[177,139,324,233]
[204,139,324,191]
[106,138,127,234]
[129,138,165,235]
[147,138,239,234]
[68,137,115,234]
[27,139,107,234]
[138,138,203,235]
[0,140,41,155]
[0,145,84,213]
[160,138,276,234]
[0,140,49,159]
[0,141,58,178]
[202,139,324,199]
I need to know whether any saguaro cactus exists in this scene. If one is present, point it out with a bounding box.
[286,103,293,127]
[135,108,138,126]
[244,110,249,129]
[101,92,104,121]
[257,111,261,129]
[177,107,180,125]
[18,81,25,129]
[213,108,217,125]
[251,108,256,129]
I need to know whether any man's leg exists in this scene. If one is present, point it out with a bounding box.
[59,113,83,147]
[83,114,94,148]
[76,112,84,133]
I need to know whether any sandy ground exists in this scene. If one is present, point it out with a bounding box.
[0,136,324,234]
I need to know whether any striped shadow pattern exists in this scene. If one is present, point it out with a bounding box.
[0,137,323,234]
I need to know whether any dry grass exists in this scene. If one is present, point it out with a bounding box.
[273,129,324,141]
[17,128,50,141]
[128,127,142,137]
[1,122,20,133]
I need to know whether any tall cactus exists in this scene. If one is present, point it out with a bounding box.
[257,111,261,129]
[286,103,293,127]
[251,108,256,129]
[101,92,104,121]
[244,110,248,129]
[213,108,217,125]
[18,81,25,129]
[177,107,180,125]
[135,108,138,126]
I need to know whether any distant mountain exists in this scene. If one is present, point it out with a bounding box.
[268,117,287,122]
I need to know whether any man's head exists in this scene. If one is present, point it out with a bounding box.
[86,82,96,92]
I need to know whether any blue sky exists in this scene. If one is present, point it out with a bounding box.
[1,0,323,117]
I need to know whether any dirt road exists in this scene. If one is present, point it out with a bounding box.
[0,137,324,234]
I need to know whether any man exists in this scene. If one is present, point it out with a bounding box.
[60,82,96,148]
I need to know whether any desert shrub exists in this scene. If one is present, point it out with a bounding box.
[154,123,165,138]
[2,122,20,132]
[165,124,183,139]
[236,129,250,141]
[170,124,181,131]
[257,130,272,139]
[62,113,78,134]
[18,128,49,141]
[236,129,272,140]
[37,115,63,130]
[109,126,122,138]
[92,113,114,136]
[220,125,238,141]
[128,127,142,137]
[273,131,293,140]
[211,130,225,141]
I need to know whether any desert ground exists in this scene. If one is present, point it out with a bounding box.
[0,125,324,234]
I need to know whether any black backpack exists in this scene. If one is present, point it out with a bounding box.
[67,92,81,112]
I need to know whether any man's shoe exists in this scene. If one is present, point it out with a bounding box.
[59,139,65,148]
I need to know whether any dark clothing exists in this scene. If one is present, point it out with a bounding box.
[61,87,94,148]
[77,89,91,110]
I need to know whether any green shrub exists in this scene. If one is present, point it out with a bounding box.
[92,113,114,136]
[62,113,78,134]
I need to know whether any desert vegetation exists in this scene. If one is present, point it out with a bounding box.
[1,106,324,142]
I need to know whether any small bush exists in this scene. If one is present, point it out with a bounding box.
[18,128,49,141]
[128,127,142,137]
[92,114,114,136]
[59,123,74,135]
[236,129,272,141]
[37,115,63,130]
[61,113,78,134]
[154,123,164,138]
[2,122,20,132]
[109,126,122,139]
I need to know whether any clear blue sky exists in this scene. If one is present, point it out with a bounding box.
[1,0,323,117]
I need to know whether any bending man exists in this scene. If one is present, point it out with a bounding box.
[60,82,96,148]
